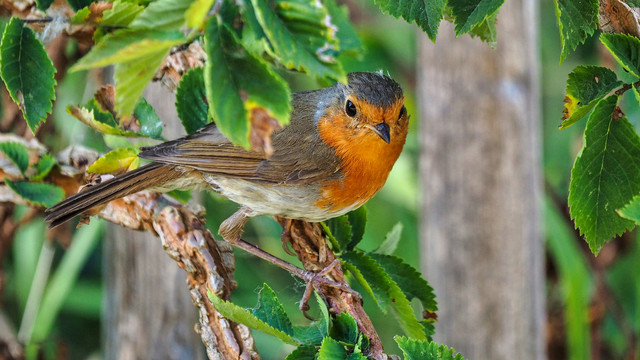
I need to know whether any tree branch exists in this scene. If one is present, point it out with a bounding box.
[277,218,388,360]
[0,142,259,359]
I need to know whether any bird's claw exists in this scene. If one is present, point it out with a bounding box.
[298,259,362,320]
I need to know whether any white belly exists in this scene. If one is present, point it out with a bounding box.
[203,176,358,221]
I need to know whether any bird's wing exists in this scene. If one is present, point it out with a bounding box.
[138,123,266,180]
[138,120,342,184]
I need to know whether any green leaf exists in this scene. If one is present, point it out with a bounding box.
[100,0,145,26]
[568,95,640,254]
[356,332,370,354]
[73,32,183,116]
[293,321,328,345]
[293,293,329,344]
[204,19,291,147]
[554,0,598,62]
[346,206,367,250]
[369,253,438,314]
[619,194,640,224]
[342,250,426,339]
[67,104,123,135]
[319,207,365,252]
[250,284,294,337]
[633,84,640,110]
[167,189,192,203]
[251,0,345,80]
[207,290,299,345]
[317,337,348,360]
[87,148,140,174]
[341,260,378,308]
[5,179,65,207]
[185,0,215,28]
[70,7,92,24]
[240,1,274,58]
[36,0,54,11]
[66,0,92,11]
[347,352,368,360]
[600,33,640,78]
[31,154,56,181]
[421,320,436,341]
[316,291,330,333]
[133,97,164,139]
[0,18,57,133]
[468,12,497,48]
[324,215,352,252]
[72,29,184,115]
[373,0,445,41]
[330,313,358,345]
[395,336,465,360]
[0,141,29,176]
[374,222,403,255]
[325,0,363,55]
[286,345,317,360]
[67,98,162,139]
[71,29,184,70]
[130,0,192,31]
[560,66,622,129]
[449,0,504,35]
[113,51,170,115]
[175,67,209,134]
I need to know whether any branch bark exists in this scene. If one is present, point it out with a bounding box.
[277,218,387,359]
[0,139,259,359]
[101,192,258,360]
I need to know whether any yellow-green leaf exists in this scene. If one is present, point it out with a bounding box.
[88,148,140,174]
[100,0,145,26]
[71,29,184,71]
[560,66,621,129]
[130,0,193,31]
[185,0,215,28]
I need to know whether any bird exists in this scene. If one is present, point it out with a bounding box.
[45,72,409,302]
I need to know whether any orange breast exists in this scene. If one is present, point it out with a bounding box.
[315,104,408,211]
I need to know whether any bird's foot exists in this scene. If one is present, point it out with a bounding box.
[298,259,361,320]
[219,209,360,318]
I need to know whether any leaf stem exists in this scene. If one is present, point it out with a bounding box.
[21,17,56,24]
[615,80,640,96]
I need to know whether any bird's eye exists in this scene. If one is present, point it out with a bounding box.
[398,105,406,120]
[345,100,357,117]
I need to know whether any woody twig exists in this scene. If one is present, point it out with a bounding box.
[0,140,258,359]
[100,192,259,360]
[277,218,387,360]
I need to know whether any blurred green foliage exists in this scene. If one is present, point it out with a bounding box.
[543,0,640,357]
[3,0,640,359]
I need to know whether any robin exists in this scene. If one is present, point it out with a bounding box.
[45,72,409,302]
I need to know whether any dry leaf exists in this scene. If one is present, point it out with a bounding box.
[249,107,281,157]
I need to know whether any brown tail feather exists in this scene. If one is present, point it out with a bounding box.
[45,163,178,228]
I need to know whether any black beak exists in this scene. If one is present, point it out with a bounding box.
[372,122,390,144]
